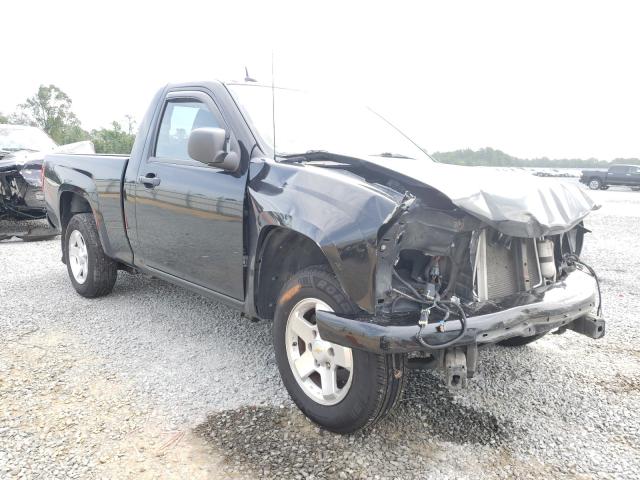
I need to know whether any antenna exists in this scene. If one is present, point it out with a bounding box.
[271,51,276,160]
[244,67,257,82]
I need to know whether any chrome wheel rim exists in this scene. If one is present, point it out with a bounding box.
[68,230,88,284]
[589,180,600,189]
[285,298,354,406]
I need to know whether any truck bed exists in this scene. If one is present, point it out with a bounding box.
[44,153,132,263]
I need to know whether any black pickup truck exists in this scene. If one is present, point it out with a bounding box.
[579,164,640,190]
[44,81,606,433]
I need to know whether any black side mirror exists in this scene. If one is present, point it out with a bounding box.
[188,127,240,171]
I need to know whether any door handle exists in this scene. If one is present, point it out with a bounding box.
[137,174,161,187]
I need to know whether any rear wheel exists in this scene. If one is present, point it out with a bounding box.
[588,178,602,190]
[273,266,406,433]
[498,332,546,347]
[64,213,117,298]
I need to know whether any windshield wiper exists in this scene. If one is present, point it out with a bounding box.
[371,152,414,159]
[279,150,343,164]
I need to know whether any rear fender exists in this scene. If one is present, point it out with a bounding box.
[58,185,114,259]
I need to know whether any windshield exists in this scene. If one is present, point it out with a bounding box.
[0,125,57,153]
[227,84,432,162]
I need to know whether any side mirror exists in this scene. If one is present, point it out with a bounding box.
[188,127,240,171]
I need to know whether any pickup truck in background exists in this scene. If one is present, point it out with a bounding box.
[43,81,606,433]
[579,164,640,190]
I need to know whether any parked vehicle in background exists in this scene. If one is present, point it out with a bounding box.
[44,81,606,433]
[0,124,94,221]
[579,164,640,190]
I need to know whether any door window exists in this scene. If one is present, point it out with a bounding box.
[609,165,629,174]
[155,100,220,162]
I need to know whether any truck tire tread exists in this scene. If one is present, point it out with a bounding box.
[274,265,406,433]
[65,213,117,298]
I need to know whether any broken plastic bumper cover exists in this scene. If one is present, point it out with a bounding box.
[316,270,604,354]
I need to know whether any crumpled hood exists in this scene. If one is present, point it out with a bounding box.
[0,141,95,173]
[360,157,598,237]
[0,150,37,172]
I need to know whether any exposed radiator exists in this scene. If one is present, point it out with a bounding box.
[475,231,543,301]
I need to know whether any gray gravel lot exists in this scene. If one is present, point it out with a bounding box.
[1,185,639,479]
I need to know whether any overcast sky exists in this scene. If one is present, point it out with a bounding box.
[2,0,638,160]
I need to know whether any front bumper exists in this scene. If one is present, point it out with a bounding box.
[316,270,604,354]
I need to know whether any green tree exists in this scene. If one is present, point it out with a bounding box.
[90,121,136,154]
[0,112,8,124]
[12,84,88,144]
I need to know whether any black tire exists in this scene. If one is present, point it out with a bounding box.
[497,332,546,347]
[273,265,406,433]
[588,177,602,190]
[64,213,117,298]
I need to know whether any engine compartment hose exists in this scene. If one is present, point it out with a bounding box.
[414,299,468,349]
[563,253,603,317]
[391,269,468,349]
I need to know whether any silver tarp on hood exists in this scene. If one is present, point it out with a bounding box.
[361,157,598,237]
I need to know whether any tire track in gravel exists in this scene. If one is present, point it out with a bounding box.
[194,371,517,480]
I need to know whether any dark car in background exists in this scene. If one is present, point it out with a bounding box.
[0,124,94,221]
[579,164,640,190]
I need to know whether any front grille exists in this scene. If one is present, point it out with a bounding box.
[475,230,543,301]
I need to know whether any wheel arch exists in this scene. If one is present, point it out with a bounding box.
[60,190,92,232]
[59,189,113,262]
[254,226,337,320]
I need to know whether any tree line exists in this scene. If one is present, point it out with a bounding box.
[431,147,640,168]
[0,84,135,154]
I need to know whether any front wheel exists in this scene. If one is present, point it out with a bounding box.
[64,213,117,298]
[273,266,406,433]
[588,178,602,190]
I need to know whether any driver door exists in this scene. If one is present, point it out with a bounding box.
[133,90,246,300]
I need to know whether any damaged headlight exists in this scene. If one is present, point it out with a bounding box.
[20,166,43,187]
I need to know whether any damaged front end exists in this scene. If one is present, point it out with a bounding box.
[316,190,605,389]
[0,156,46,220]
[0,124,94,222]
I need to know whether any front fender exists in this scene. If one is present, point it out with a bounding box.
[248,160,402,312]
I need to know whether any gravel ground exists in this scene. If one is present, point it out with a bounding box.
[1,185,639,479]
